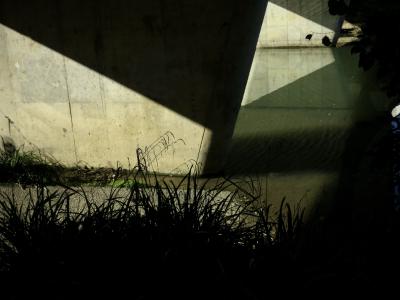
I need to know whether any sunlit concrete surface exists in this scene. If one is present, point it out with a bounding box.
[259,0,338,48]
[0,0,390,220]
[0,0,268,174]
[0,24,209,173]
[242,48,335,105]
[0,0,342,177]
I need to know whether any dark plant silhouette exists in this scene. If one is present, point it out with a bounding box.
[1,157,400,298]
[0,165,307,299]
[328,0,400,105]
[0,147,61,186]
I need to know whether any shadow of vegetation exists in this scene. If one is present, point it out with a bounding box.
[225,48,387,171]
[223,46,392,232]
[213,42,397,295]
[1,1,398,297]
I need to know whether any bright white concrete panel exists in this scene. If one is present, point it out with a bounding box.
[243,48,335,106]
[258,1,339,48]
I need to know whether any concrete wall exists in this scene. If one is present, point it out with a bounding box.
[0,0,364,185]
[0,0,267,174]
[0,22,208,173]
[231,31,390,218]
[258,0,339,47]
[1,0,388,220]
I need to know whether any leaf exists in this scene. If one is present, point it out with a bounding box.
[322,36,332,47]
[351,45,363,55]
[359,51,375,71]
[328,0,348,15]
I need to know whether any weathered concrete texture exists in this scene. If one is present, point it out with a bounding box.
[243,47,336,105]
[0,0,342,176]
[0,0,387,221]
[0,0,268,174]
[259,1,339,48]
[0,24,208,172]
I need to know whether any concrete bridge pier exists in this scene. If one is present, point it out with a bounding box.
[0,0,269,175]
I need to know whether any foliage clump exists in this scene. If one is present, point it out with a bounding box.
[328,0,400,105]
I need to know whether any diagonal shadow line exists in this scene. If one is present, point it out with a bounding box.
[0,0,266,130]
[243,61,337,108]
[0,0,347,176]
[204,48,348,174]
[243,47,360,110]
[219,46,388,175]
[269,0,339,32]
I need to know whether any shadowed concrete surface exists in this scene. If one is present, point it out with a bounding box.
[0,0,264,127]
[0,1,342,175]
[228,47,386,174]
[0,0,390,219]
[225,46,391,219]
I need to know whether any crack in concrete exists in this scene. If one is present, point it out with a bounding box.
[62,57,79,164]
[196,127,206,166]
